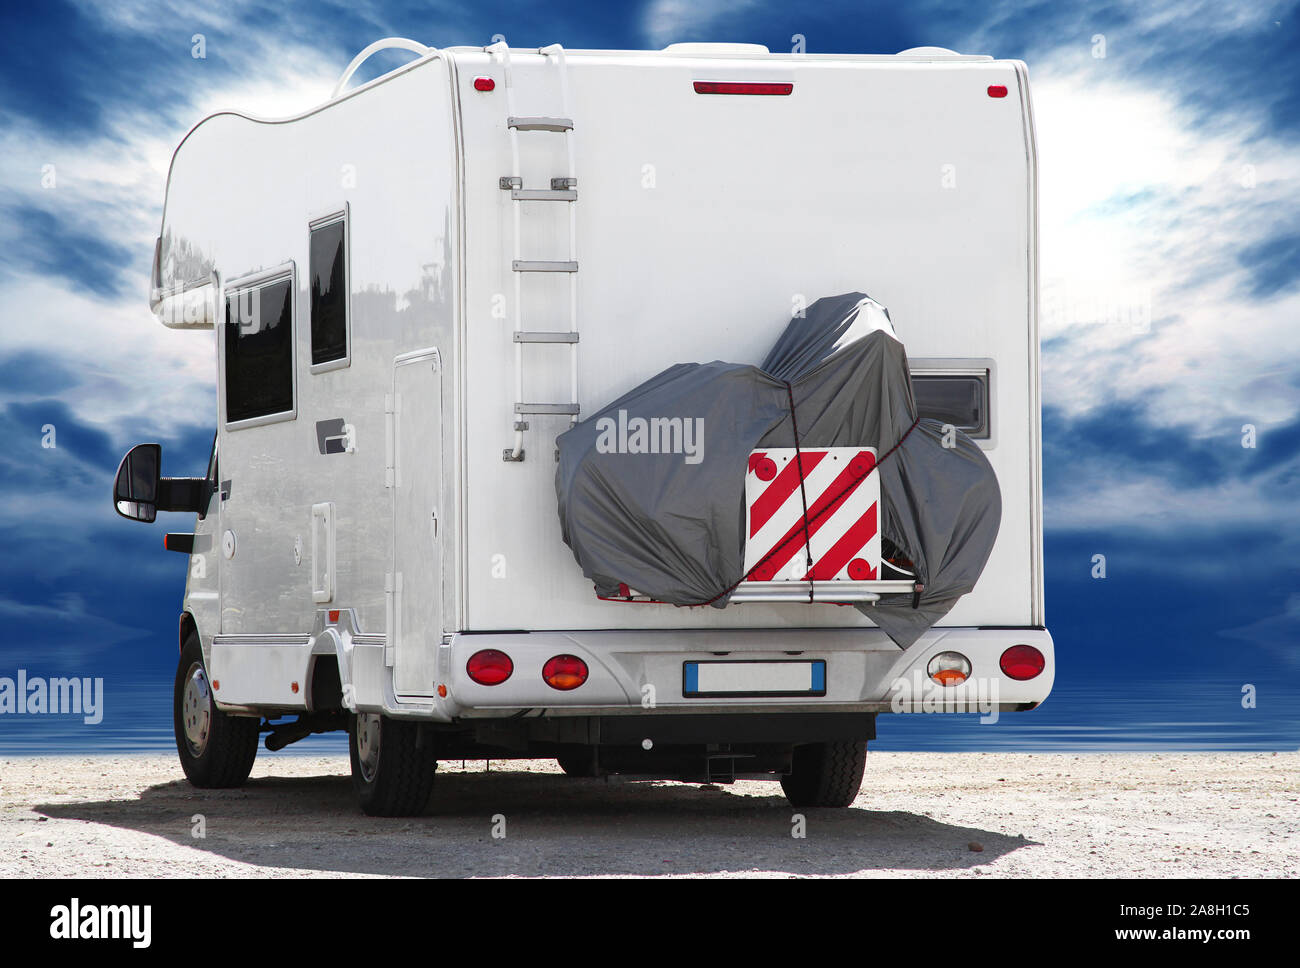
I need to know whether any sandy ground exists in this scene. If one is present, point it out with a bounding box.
[0,752,1295,878]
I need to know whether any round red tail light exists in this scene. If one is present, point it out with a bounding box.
[999,645,1045,681]
[542,654,588,691]
[466,649,513,685]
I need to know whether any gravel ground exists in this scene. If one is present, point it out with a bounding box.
[1,752,1295,878]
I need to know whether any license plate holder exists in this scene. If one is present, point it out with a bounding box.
[682,660,827,698]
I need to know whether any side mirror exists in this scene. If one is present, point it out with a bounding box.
[114,443,161,523]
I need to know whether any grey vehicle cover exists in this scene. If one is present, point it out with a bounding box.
[555,293,1001,648]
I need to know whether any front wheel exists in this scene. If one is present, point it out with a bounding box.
[348,712,437,816]
[780,740,867,808]
[174,633,260,788]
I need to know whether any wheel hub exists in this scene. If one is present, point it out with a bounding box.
[182,662,212,756]
[355,712,381,782]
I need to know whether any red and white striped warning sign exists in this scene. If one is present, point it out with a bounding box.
[742,447,880,583]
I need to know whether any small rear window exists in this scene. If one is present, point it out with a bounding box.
[309,215,348,368]
[913,374,989,439]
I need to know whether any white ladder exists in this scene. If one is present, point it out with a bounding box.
[489,41,579,462]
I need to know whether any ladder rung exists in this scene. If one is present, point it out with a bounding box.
[508,116,573,132]
[511,189,577,202]
[514,331,579,343]
[516,403,580,415]
[513,260,578,272]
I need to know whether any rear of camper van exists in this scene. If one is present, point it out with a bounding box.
[114,39,1053,815]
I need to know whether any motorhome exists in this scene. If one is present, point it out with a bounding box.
[113,38,1054,816]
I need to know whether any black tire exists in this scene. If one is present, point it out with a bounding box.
[780,740,867,808]
[555,749,601,777]
[348,712,437,816]
[174,633,260,788]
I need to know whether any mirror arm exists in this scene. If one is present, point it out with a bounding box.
[156,478,208,513]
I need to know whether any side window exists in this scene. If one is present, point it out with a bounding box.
[199,431,218,519]
[224,269,295,426]
[912,368,991,440]
[309,211,349,370]
[205,430,219,483]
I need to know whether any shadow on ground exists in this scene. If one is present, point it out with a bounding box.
[35,767,1035,876]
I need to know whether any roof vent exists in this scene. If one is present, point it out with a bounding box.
[896,46,961,56]
[661,43,770,55]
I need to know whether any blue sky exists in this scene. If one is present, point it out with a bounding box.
[0,0,1297,750]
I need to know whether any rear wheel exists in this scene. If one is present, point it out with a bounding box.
[174,633,260,788]
[555,748,601,777]
[348,712,437,816]
[780,740,867,808]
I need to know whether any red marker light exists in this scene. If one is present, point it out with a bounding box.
[473,76,496,92]
[1000,644,1045,680]
[750,454,778,481]
[847,557,875,580]
[466,649,513,685]
[987,84,1008,98]
[693,81,792,96]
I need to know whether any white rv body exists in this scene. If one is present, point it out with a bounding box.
[151,41,1051,741]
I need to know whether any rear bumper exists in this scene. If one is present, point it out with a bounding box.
[425,626,1054,720]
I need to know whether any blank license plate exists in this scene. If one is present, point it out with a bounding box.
[682,660,826,698]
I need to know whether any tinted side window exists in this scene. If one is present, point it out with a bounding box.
[225,278,294,423]
[913,374,989,438]
[199,431,217,519]
[310,218,347,366]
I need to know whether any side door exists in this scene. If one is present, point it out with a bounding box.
[388,349,443,697]
[216,265,300,635]
[184,433,222,646]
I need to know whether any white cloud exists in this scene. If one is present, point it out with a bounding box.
[70,0,239,34]
[0,39,340,444]
[640,0,762,49]
[0,273,216,434]
[1045,457,1300,533]
[945,1,1300,539]
[1026,59,1300,535]
[184,53,340,122]
[925,0,1300,443]
[1033,68,1300,437]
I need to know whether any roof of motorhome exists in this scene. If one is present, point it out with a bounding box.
[155,38,1010,294]
[177,42,1002,135]
[443,44,995,61]
[165,41,1005,170]
[174,41,1003,136]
